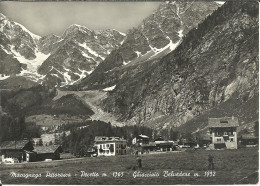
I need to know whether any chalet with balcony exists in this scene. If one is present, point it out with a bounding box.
[208,117,239,149]
[94,136,127,157]
[132,134,150,145]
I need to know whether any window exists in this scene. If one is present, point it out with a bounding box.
[230,138,234,142]
[220,120,228,123]
[216,132,220,136]
[224,132,227,135]
[230,131,234,135]
[217,138,221,142]
[110,144,114,153]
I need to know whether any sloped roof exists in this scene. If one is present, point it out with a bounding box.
[201,135,211,141]
[33,145,62,154]
[208,117,239,128]
[0,140,31,150]
[94,136,126,142]
[154,137,164,141]
[142,142,156,147]
[138,134,149,139]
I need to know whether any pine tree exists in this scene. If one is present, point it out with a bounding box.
[170,128,179,141]
[133,125,139,138]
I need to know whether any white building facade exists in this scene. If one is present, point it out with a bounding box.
[208,117,239,149]
[94,136,127,157]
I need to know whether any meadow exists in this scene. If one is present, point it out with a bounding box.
[0,147,258,185]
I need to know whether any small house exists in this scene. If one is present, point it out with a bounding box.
[154,137,175,151]
[0,140,34,163]
[208,117,239,149]
[156,141,174,151]
[240,134,258,147]
[142,142,157,153]
[94,136,127,157]
[32,145,63,161]
[199,136,212,147]
[132,134,150,145]
[154,136,164,142]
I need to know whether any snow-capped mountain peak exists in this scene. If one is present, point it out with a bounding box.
[0,13,125,86]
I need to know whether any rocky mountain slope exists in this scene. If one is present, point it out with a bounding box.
[77,1,220,90]
[0,76,38,90]
[0,1,258,136]
[0,13,125,86]
[94,1,258,131]
[38,26,125,86]
[0,13,41,76]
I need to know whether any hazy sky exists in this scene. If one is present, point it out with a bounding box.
[0,2,161,37]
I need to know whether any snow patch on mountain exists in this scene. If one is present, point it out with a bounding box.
[68,69,90,85]
[178,29,184,38]
[9,46,50,82]
[169,39,182,51]
[103,85,116,91]
[148,38,182,60]
[135,51,143,57]
[80,51,95,60]
[78,42,105,60]
[116,29,126,36]
[0,45,12,54]
[63,72,72,85]
[11,46,50,73]
[123,60,130,66]
[66,24,91,34]
[50,73,59,78]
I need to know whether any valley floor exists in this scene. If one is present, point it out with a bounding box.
[0,147,258,185]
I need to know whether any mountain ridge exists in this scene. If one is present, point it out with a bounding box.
[96,1,259,131]
[76,1,220,90]
[0,14,125,86]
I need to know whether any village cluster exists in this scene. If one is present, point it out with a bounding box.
[0,117,258,164]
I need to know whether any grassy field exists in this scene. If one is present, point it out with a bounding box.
[0,147,258,185]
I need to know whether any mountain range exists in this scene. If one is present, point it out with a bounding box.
[0,1,258,137]
[0,13,125,86]
[0,1,219,87]
[94,1,259,133]
[77,1,220,90]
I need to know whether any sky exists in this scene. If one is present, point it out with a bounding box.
[0,2,161,37]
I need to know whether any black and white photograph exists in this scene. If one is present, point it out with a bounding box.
[0,0,259,185]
